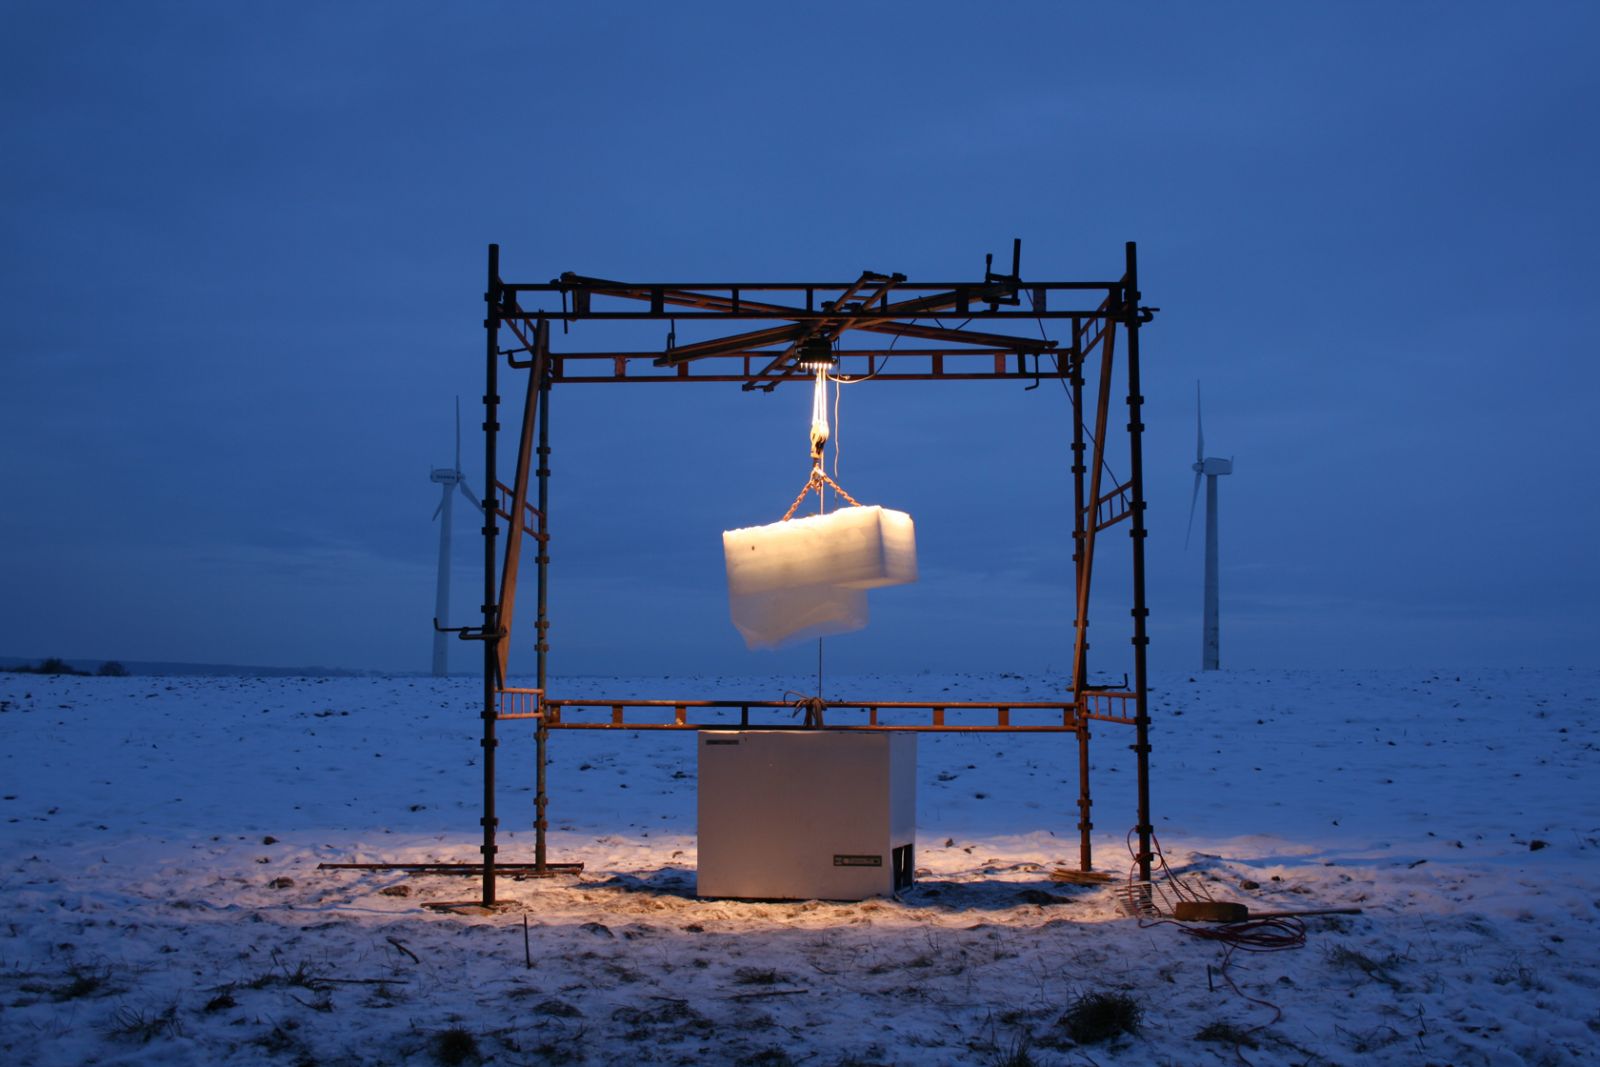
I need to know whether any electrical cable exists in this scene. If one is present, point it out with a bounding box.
[1121,830,1303,1065]
[827,315,912,386]
[1023,288,1123,491]
[1122,829,1308,949]
[823,316,913,488]
[832,373,842,480]
[825,313,971,386]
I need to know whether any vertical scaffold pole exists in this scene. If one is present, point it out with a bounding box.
[1076,714,1093,871]
[534,372,551,873]
[1123,241,1154,884]
[481,243,502,907]
[1070,324,1088,689]
[1069,322,1092,870]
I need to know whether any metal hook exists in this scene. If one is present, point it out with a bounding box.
[506,316,550,369]
[433,618,505,642]
[1080,672,1130,692]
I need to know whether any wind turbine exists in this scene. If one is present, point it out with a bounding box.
[1186,382,1233,671]
[430,397,483,677]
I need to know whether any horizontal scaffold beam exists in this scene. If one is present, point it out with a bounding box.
[494,692,1138,730]
[493,267,1128,390]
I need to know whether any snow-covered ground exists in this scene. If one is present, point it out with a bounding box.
[1,669,1596,1065]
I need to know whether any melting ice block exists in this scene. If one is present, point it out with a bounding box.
[724,506,918,596]
[727,584,869,651]
[722,506,917,650]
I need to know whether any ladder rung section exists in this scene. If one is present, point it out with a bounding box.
[495,687,544,720]
[531,698,1100,732]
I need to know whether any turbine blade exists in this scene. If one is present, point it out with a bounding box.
[454,395,461,472]
[1195,380,1204,462]
[458,480,483,512]
[1184,471,1201,549]
[432,498,444,521]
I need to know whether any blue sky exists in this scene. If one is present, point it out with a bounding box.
[2,2,1596,678]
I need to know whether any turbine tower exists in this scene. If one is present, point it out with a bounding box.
[430,398,483,677]
[1186,382,1233,671]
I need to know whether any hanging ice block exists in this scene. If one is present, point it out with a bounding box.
[727,583,869,650]
[724,506,918,596]
[722,506,917,650]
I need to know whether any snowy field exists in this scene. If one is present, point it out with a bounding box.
[1,669,1597,1066]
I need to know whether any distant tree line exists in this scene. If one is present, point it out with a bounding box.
[2,658,128,676]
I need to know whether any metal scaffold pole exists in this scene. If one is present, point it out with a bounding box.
[1123,241,1154,884]
[534,371,551,873]
[1069,327,1093,871]
[481,243,502,907]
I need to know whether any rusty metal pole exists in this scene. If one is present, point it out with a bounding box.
[1076,715,1093,871]
[1069,322,1116,691]
[1069,324,1091,870]
[1069,326,1088,692]
[534,371,551,873]
[481,243,502,907]
[1123,241,1154,884]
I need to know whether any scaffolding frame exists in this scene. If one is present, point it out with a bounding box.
[460,241,1157,907]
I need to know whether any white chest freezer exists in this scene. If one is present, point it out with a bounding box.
[696,729,916,901]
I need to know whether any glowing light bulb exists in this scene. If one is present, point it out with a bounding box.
[810,367,829,459]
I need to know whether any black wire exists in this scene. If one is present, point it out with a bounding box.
[1023,289,1123,490]
[830,315,912,384]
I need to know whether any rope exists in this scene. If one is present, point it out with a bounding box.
[809,366,830,460]
[784,691,827,728]
[780,464,862,521]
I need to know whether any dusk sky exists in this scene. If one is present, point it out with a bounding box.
[3,3,1596,679]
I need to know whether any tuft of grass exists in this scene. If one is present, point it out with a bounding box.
[202,990,238,1013]
[1196,1020,1259,1049]
[364,981,407,1007]
[290,991,335,1013]
[1335,1022,1405,1054]
[56,964,113,1001]
[988,1034,1037,1066]
[432,1026,480,1065]
[522,1020,588,1064]
[611,1000,714,1041]
[251,1020,301,1056]
[106,1004,183,1043]
[866,952,943,975]
[1058,990,1142,1045]
[1325,943,1403,988]
[247,954,323,991]
[736,1049,796,1067]
[1491,963,1547,992]
[734,966,784,985]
